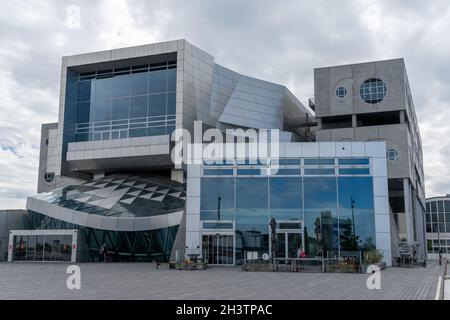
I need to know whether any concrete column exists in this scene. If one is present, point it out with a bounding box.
[317,118,322,130]
[171,169,184,183]
[400,110,406,124]
[352,114,357,128]
[403,178,415,244]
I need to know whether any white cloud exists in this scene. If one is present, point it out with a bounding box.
[0,0,449,209]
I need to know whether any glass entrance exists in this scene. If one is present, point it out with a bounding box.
[202,234,234,265]
[275,232,303,259]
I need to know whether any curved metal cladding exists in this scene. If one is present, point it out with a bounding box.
[26,174,186,261]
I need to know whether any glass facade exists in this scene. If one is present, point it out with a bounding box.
[200,158,376,264]
[74,61,176,142]
[28,211,177,262]
[426,199,450,253]
[13,234,72,262]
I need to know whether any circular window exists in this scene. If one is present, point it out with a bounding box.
[336,87,347,98]
[360,78,387,104]
[44,172,55,183]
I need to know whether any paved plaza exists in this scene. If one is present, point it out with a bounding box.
[0,261,444,300]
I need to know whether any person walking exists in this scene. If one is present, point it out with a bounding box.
[99,243,107,262]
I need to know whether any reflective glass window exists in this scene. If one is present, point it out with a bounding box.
[445,201,450,212]
[78,81,92,101]
[203,169,234,176]
[303,177,337,209]
[338,158,369,165]
[130,96,147,118]
[201,178,234,210]
[338,177,374,210]
[201,210,234,221]
[111,98,129,120]
[236,178,268,209]
[95,77,113,99]
[304,158,334,165]
[130,71,148,96]
[167,68,176,92]
[269,211,301,221]
[77,102,91,123]
[148,93,166,116]
[113,73,130,98]
[339,168,370,175]
[149,70,167,94]
[304,168,335,175]
[93,100,111,121]
[167,92,176,114]
[269,177,302,209]
[304,210,339,257]
[339,210,376,251]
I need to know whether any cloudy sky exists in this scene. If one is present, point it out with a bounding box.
[0,0,449,209]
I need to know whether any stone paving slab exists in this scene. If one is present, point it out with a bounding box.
[0,261,443,300]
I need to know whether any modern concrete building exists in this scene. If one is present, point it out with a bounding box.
[3,40,425,267]
[313,59,426,260]
[0,210,27,261]
[425,196,450,260]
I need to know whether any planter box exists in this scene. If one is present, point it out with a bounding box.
[242,263,273,272]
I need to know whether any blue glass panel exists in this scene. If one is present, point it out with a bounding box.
[338,158,369,165]
[167,92,176,114]
[111,98,129,120]
[304,158,335,165]
[201,178,234,210]
[78,81,92,102]
[339,168,370,175]
[269,177,302,209]
[130,71,148,96]
[277,159,301,165]
[77,102,91,123]
[235,210,270,261]
[148,93,166,116]
[237,169,261,175]
[203,161,233,166]
[200,210,234,221]
[203,169,234,176]
[269,211,301,221]
[112,73,130,98]
[149,70,167,94]
[203,222,234,229]
[167,68,176,92]
[92,100,111,121]
[236,178,268,209]
[130,96,147,118]
[338,177,374,210]
[129,128,147,137]
[304,210,339,257]
[147,126,166,136]
[303,177,337,209]
[339,210,375,251]
[304,168,335,175]
[95,77,113,99]
[273,169,301,175]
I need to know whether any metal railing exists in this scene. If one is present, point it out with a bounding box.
[75,114,176,141]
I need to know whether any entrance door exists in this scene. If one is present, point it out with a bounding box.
[202,234,234,265]
[275,231,303,259]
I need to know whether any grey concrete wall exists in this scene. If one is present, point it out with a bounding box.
[316,124,410,179]
[0,210,27,261]
[314,59,407,117]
